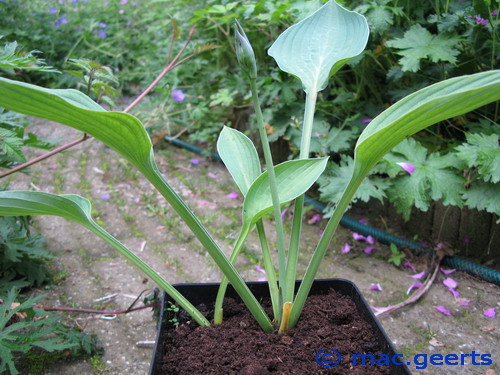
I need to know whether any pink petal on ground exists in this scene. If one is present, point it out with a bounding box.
[352,232,366,241]
[341,243,351,254]
[484,308,496,318]
[208,172,217,179]
[440,267,456,275]
[434,306,452,316]
[448,288,460,298]
[436,242,444,249]
[443,277,458,289]
[227,192,239,199]
[307,214,322,224]
[191,158,200,165]
[396,162,415,175]
[457,299,470,306]
[410,271,426,280]
[255,265,266,274]
[370,283,383,291]
[406,282,422,295]
[359,219,368,225]
[404,261,417,273]
[99,193,111,200]
[364,246,375,254]
[366,235,376,245]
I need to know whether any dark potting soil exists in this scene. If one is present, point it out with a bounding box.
[160,289,391,374]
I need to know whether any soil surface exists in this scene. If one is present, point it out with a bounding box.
[6,119,500,375]
[160,291,391,375]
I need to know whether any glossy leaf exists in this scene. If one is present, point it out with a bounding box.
[217,126,261,196]
[0,77,153,172]
[268,0,369,93]
[0,190,212,326]
[243,157,328,228]
[355,70,500,176]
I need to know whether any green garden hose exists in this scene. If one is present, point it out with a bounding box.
[165,137,500,286]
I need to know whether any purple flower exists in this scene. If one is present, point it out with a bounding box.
[341,243,351,254]
[484,308,496,318]
[404,261,417,273]
[191,158,200,165]
[55,16,68,27]
[435,305,452,316]
[99,193,111,200]
[99,22,107,28]
[361,118,373,124]
[474,16,489,25]
[370,283,383,292]
[364,246,375,254]
[396,162,415,175]
[71,0,78,4]
[120,0,128,4]
[443,277,458,290]
[172,89,185,102]
[410,271,426,280]
[407,281,422,295]
[492,10,498,16]
[227,192,239,199]
[48,6,57,14]
[98,29,107,39]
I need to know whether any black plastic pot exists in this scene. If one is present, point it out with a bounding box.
[149,279,411,374]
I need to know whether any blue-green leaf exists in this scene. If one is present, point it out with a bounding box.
[268,0,369,93]
[217,126,261,196]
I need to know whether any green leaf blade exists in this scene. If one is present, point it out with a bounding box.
[0,78,153,172]
[243,157,328,227]
[217,126,261,196]
[268,0,369,93]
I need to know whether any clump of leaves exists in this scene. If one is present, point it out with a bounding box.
[65,58,120,108]
[0,216,53,295]
[387,243,405,266]
[0,37,58,74]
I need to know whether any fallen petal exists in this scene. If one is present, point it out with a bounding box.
[366,235,376,245]
[341,243,351,254]
[448,288,460,298]
[404,261,417,273]
[457,299,470,307]
[99,193,111,200]
[208,172,218,179]
[440,267,456,275]
[255,265,266,274]
[307,214,322,224]
[370,283,383,291]
[434,305,452,316]
[396,162,415,175]
[191,158,200,165]
[227,192,239,199]
[406,281,422,295]
[443,277,458,290]
[359,219,368,225]
[364,246,375,254]
[484,308,496,318]
[410,271,426,280]
[352,232,366,241]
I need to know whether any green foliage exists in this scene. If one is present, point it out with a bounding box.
[455,132,500,183]
[386,24,462,72]
[0,37,57,73]
[0,288,102,375]
[0,216,52,295]
[387,243,405,266]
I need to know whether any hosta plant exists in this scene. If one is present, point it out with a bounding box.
[0,0,499,333]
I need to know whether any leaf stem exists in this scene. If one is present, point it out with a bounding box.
[289,169,365,328]
[284,91,318,304]
[249,79,287,312]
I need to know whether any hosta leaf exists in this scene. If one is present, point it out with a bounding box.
[0,78,153,173]
[217,126,261,196]
[243,157,328,228]
[268,0,369,93]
